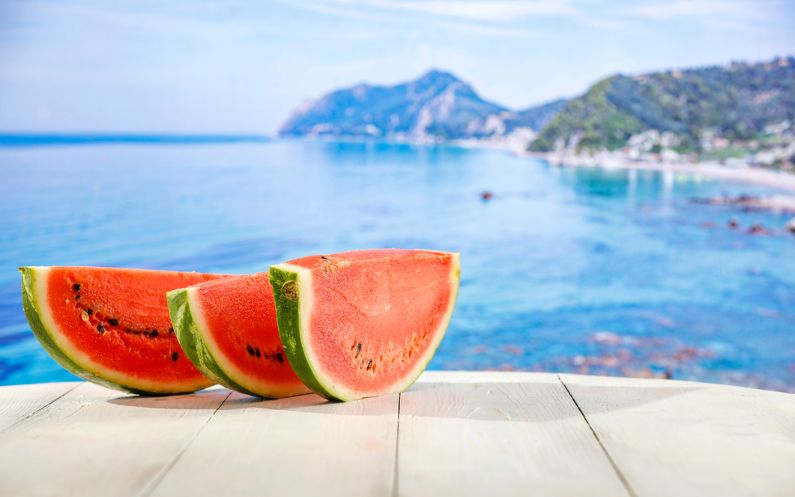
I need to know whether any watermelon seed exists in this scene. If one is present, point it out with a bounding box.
[150,329,159,337]
[80,311,89,322]
[321,255,330,261]
[75,294,80,300]
[171,352,179,361]
[96,324,105,333]
[168,327,174,334]
[276,352,284,364]
[355,342,362,357]
[255,348,261,358]
[86,309,93,315]
[366,359,373,371]
[73,283,80,292]
[246,345,255,356]
[108,318,119,326]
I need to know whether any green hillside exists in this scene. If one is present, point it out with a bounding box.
[529,57,795,153]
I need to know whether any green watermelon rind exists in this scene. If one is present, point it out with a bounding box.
[166,289,260,397]
[268,266,328,398]
[269,254,461,402]
[20,266,157,396]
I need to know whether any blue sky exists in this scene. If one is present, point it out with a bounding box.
[0,0,793,134]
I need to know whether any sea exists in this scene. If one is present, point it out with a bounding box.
[1,136,793,391]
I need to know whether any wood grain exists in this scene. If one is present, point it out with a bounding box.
[561,374,795,497]
[0,382,230,497]
[1,373,793,497]
[397,372,630,497]
[0,381,77,432]
[149,391,399,497]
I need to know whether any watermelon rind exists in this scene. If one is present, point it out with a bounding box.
[19,266,207,395]
[168,287,308,398]
[166,288,260,397]
[269,253,461,402]
[268,265,328,397]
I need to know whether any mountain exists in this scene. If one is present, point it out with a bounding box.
[529,57,795,153]
[512,98,568,131]
[278,70,564,140]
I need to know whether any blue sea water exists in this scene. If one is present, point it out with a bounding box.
[0,138,793,391]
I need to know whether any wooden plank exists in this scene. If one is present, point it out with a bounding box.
[0,382,231,497]
[0,382,78,432]
[397,371,631,497]
[561,374,795,497]
[149,391,399,497]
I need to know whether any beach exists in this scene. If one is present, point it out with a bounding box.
[522,151,795,194]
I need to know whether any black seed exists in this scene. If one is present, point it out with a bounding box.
[355,342,362,357]
[72,283,80,292]
[168,327,174,334]
[150,329,159,337]
[255,348,261,358]
[108,318,119,326]
[96,324,105,333]
[86,308,93,316]
[171,352,179,362]
[246,345,255,356]
[75,294,80,300]
[276,352,284,364]
[367,359,373,370]
[321,255,330,261]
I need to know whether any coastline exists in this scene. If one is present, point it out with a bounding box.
[281,136,795,195]
[518,150,795,194]
[292,135,795,213]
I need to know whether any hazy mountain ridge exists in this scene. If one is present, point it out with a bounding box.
[279,57,795,169]
[278,70,563,141]
[530,57,795,155]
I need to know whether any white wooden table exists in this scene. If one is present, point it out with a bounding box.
[1,371,793,497]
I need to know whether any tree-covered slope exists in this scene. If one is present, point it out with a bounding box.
[530,57,795,153]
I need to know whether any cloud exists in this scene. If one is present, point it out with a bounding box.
[433,19,537,38]
[288,0,579,22]
[627,0,772,21]
[368,0,579,21]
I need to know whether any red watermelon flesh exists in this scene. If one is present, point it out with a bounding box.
[20,266,224,394]
[269,249,460,401]
[166,274,309,398]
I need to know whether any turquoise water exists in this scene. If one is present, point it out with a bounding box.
[1,139,793,391]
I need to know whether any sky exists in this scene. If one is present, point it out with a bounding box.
[0,0,793,134]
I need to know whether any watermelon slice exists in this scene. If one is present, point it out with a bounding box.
[20,266,224,394]
[166,274,309,398]
[269,249,460,401]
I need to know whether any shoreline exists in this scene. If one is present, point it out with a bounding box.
[519,150,795,193]
[286,136,795,193]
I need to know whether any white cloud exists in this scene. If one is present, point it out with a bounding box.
[289,0,579,22]
[371,0,578,21]
[432,19,538,37]
[628,0,771,21]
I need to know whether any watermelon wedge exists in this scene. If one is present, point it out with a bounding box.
[269,249,460,401]
[20,266,224,394]
[166,274,309,398]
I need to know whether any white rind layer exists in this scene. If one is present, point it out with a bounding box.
[29,266,198,393]
[185,287,307,398]
[274,253,460,401]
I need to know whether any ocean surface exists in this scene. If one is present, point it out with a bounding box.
[1,138,793,392]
